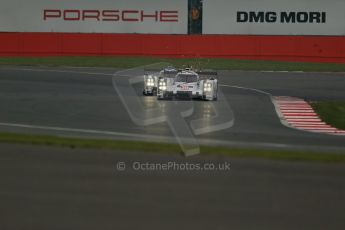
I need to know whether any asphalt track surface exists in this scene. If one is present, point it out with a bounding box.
[1,143,345,230]
[1,66,345,229]
[0,66,344,152]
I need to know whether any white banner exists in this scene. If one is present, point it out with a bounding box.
[0,0,187,34]
[203,0,345,35]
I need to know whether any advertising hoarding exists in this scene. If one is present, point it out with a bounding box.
[203,0,345,35]
[0,0,188,34]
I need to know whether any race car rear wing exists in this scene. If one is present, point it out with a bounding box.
[144,69,176,79]
[196,71,217,75]
[144,68,217,79]
[191,70,218,80]
[144,68,177,74]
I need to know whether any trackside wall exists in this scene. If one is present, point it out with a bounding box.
[0,0,345,63]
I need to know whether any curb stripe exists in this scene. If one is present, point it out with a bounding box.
[286,117,320,118]
[283,113,317,116]
[280,110,314,112]
[285,118,321,120]
[273,96,345,136]
[291,124,326,126]
[289,122,326,125]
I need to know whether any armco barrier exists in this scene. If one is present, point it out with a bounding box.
[0,33,345,63]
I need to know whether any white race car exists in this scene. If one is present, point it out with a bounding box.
[152,68,218,101]
[143,67,177,96]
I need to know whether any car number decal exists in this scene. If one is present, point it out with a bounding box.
[180,85,189,91]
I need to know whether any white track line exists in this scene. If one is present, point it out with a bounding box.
[219,84,272,96]
[0,122,162,140]
[1,122,304,149]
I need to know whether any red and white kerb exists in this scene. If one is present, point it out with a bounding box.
[273,96,345,135]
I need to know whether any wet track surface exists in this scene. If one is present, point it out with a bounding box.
[1,66,345,229]
[1,143,345,230]
[0,66,344,152]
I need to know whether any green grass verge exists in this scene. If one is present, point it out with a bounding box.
[311,101,345,130]
[0,132,344,163]
[1,56,345,72]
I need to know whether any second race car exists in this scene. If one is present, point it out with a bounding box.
[143,67,218,101]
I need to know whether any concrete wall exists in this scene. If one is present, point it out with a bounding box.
[0,0,345,63]
[1,33,344,63]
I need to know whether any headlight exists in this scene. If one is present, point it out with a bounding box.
[159,81,167,91]
[146,76,155,87]
[204,83,212,92]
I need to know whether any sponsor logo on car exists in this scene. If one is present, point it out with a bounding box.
[179,84,189,91]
